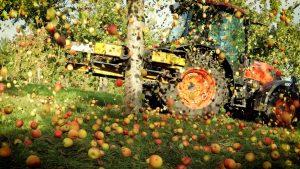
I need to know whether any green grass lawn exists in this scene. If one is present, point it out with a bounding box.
[0,83,300,169]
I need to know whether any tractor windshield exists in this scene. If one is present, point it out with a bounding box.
[210,12,246,61]
[169,10,246,61]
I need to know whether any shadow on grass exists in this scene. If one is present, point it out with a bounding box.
[5,83,123,106]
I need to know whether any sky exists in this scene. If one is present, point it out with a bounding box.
[0,0,299,40]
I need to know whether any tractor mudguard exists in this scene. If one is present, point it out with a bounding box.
[254,80,299,112]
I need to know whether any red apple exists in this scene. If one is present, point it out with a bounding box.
[166,98,175,107]
[31,129,42,138]
[107,24,118,35]
[263,137,273,146]
[239,122,246,129]
[15,120,24,128]
[30,121,38,129]
[55,82,62,92]
[94,131,104,140]
[106,103,112,110]
[177,164,187,169]
[115,79,123,87]
[154,139,162,145]
[224,158,236,169]
[203,145,211,153]
[0,83,5,93]
[226,124,232,130]
[232,143,242,151]
[143,114,149,120]
[54,130,63,138]
[121,147,132,157]
[68,129,79,139]
[0,146,12,158]
[26,155,41,168]
[24,138,33,146]
[211,143,221,154]
[20,42,26,48]
[181,156,192,165]
[123,129,129,135]
[47,22,56,33]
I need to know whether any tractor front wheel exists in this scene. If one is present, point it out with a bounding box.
[160,48,229,117]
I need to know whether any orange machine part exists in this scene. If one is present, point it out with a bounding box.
[177,68,216,109]
[244,61,282,85]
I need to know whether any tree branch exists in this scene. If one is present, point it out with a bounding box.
[288,2,300,11]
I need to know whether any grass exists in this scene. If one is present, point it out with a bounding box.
[0,83,300,169]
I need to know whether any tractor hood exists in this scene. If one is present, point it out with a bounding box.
[244,61,283,85]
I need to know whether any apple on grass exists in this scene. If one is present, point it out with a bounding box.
[121,147,132,157]
[245,152,256,162]
[181,156,192,166]
[0,146,12,158]
[270,150,280,160]
[31,129,42,138]
[224,158,236,169]
[30,121,38,129]
[148,155,163,168]
[26,155,41,168]
[211,143,221,154]
[63,138,73,148]
[88,147,101,159]
[15,119,24,128]
[54,130,63,138]
[78,129,87,139]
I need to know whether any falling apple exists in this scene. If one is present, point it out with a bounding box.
[115,78,123,87]
[55,82,62,92]
[107,24,118,35]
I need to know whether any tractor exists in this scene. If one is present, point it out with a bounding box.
[65,0,299,126]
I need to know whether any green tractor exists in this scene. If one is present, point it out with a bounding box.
[65,0,299,126]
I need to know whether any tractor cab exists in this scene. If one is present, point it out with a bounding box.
[169,1,247,63]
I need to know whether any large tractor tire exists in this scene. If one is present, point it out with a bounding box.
[265,86,300,126]
[159,47,229,117]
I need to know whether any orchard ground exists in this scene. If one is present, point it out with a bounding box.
[0,82,300,169]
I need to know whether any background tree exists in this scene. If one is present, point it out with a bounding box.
[124,0,145,113]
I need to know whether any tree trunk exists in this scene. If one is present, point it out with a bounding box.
[124,0,145,113]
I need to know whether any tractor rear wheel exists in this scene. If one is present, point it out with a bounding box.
[160,48,229,117]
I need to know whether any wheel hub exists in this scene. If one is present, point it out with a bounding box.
[177,68,216,109]
[274,98,295,124]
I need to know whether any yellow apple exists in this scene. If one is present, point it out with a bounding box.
[88,147,101,159]
[78,129,87,139]
[148,155,163,168]
[63,138,73,148]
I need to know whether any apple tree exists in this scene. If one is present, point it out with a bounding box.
[124,0,145,112]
